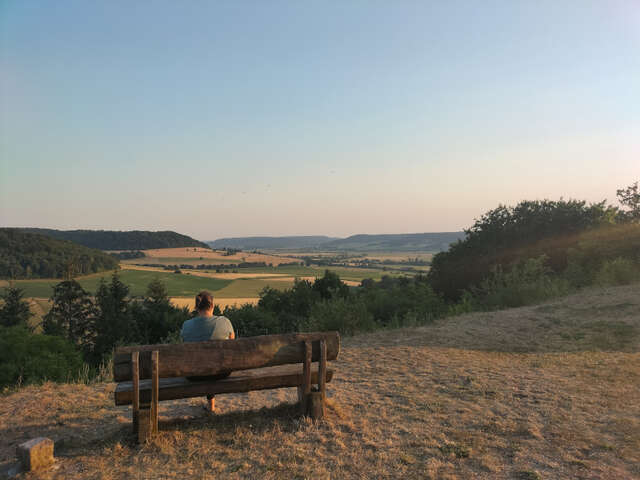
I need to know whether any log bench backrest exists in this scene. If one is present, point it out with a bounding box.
[113,331,340,382]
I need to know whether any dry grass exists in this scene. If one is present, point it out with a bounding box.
[2,284,639,479]
[170,297,260,311]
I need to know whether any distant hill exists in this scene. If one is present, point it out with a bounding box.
[0,229,119,279]
[321,232,465,252]
[20,228,211,251]
[208,232,464,252]
[208,236,339,250]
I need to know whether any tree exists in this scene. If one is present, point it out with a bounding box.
[43,280,95,347]
[617,181,640,221]
[90,272,132,363]
[0,285,33,328]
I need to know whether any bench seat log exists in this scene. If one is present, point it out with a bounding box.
[113,332,340,381]
[115,364,334,406]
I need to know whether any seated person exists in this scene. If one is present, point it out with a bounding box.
[181,291,235,411]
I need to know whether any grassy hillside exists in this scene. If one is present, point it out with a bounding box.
[0,229,119,279]
[20,228,211,250]
[1,284,638,479]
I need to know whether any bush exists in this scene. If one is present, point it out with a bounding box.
[305,297,375,335]
[594,258,640,286]
[0,326,84,388]
[468,256,570,310]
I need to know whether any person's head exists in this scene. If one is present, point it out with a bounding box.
[195,291,214,316]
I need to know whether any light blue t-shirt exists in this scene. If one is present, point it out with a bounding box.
[181,315,235,342]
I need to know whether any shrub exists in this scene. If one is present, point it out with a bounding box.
[0,326,84,388]
[594,257,640,286]
[305,297,375,335]
[469,256,570,310]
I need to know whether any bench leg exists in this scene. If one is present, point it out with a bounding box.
[309,391,326,420]
[137,405,152,444]
[206,395,216,412]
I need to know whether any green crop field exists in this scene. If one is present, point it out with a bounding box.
[214,278,297,298]
[11,270,232,298]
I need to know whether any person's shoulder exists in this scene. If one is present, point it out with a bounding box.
[214,315,233,325]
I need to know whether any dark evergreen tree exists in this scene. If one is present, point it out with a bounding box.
[0,286,33,328]
[43,280,95,348]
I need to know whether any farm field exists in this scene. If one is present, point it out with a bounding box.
[3,270,232,298]
[1,283,638,479]
[124,247,302,267]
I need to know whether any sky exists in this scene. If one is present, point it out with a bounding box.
[1,0,639,241]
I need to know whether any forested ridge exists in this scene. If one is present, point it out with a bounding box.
[20,228,210,251]
[0,229,119,279]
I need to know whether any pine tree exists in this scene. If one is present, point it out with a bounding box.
[0,285,33,328]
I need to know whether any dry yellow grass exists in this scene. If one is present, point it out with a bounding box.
[140,248,300,266]
[1,284,639,479]
[170,297,260,311]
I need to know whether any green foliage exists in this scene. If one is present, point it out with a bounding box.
[0,326,83,388]
[0,229,118,279]
[305,297,374,335]
[20,228,211,250]
[562,223,640,287]
[467,256,570,310]
[594,258,640,286]
[225,272,446,337]
[43,280,96,345]
[616,180,640,222]
[0,285,33,328]
[429,199,619,300]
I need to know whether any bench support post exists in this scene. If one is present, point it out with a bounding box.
[131,352,140,436]
[151,350,159,435]
[133,350,159,443]
[300,341,312,414]
[309,339,327,420]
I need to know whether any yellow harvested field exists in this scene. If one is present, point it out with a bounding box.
[122,264,289,280]
[141,247,301,266]
[170,296,259,311]
[1,284,638,479]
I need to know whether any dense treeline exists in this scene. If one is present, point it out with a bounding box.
[21,228,210,250]
[223,271,446,337]
[0,229,119,279]
[428,182,640,300]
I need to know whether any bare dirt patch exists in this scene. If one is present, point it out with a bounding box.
[2,284,639,479]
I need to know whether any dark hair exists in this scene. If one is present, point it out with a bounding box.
[195,291,213,312]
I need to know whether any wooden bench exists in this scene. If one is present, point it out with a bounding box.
[113,332,340,443]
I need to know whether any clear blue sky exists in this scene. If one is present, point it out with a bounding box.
[1,0,638,240]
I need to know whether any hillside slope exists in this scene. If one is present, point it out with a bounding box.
[0,229,119,279]
[208,236,339,250]
[19,228,210,251]
[209,232,465,252]
[1,284,638,479]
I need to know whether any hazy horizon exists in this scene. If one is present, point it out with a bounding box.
[2,1,639,240]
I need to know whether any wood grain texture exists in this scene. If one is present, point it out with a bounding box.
[150,351,159,435]
[319,339,327,399]
[115,364,334,405]
[131,352,139,434]
[113,332,340,381]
